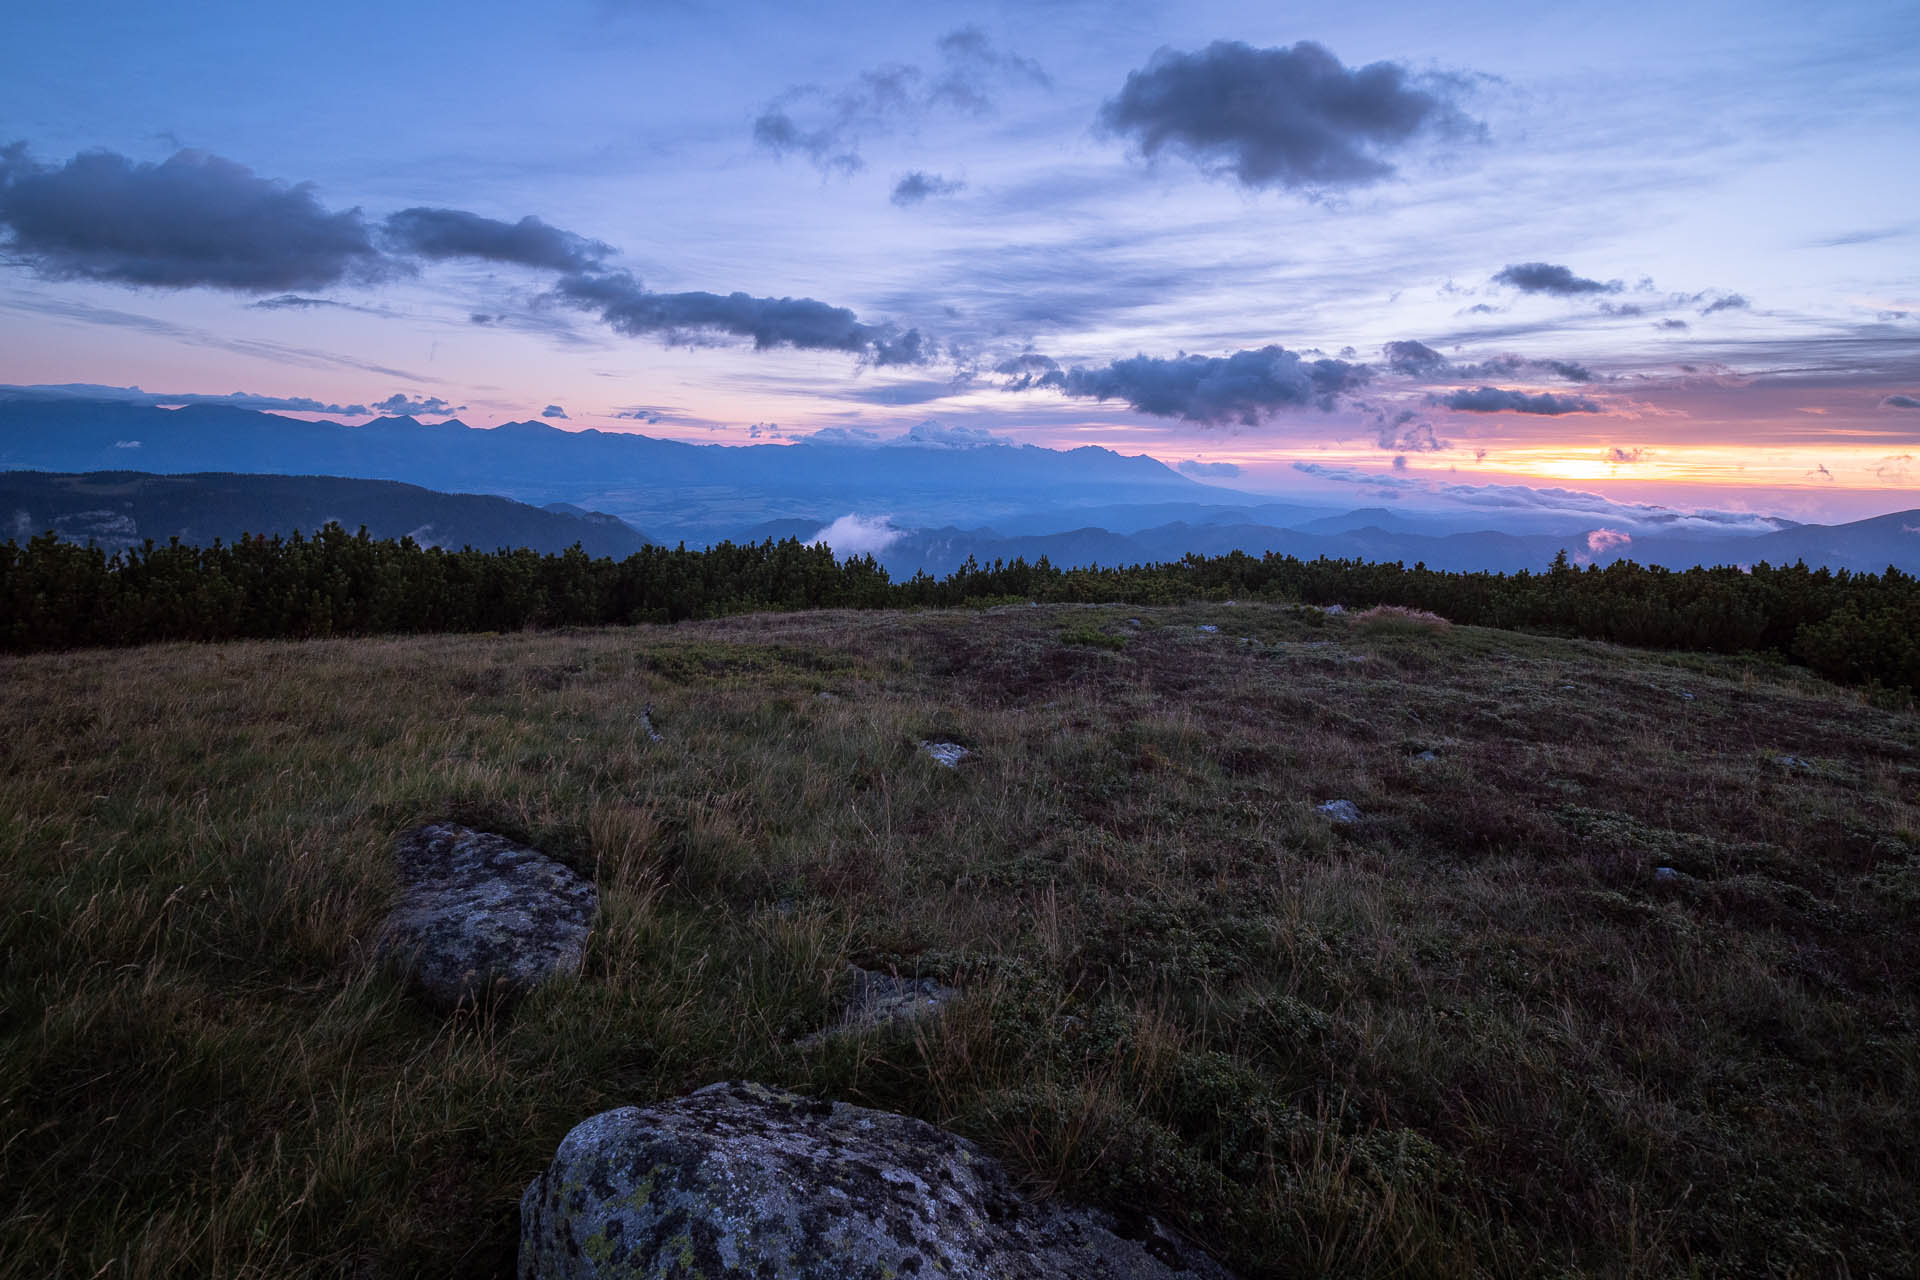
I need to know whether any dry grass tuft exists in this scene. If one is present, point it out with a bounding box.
[1352,604,1452,633]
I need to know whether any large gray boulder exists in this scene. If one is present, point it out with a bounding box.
[519,1081,1236,1279]
[378,822,597,1007]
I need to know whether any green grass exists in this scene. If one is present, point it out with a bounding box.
[2,603,1916,1277]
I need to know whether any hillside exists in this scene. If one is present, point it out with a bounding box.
[0,470,651,558]
[2,605,1914,1277]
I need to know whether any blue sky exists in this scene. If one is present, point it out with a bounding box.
[2,0,1917,521]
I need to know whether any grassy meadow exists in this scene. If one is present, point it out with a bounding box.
[2,602,1916,1277]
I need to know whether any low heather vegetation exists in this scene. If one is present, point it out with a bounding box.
[2,603,1915,1276]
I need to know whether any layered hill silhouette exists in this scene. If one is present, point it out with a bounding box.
[3,397,1916,574]
[0,471,651,558]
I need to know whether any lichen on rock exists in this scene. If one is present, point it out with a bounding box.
[377,822,597,1008]
[519,1081,1237,1279]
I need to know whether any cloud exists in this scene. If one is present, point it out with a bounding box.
[890,420,1007,448]
[247,293,386,314]
[1374,411,1448,452]
[1586,528,1632,555]
[754,27,1047,175]
[1606,446,1648,464]
[550,269,927,364]
[1177,458,1242,478]
[1383,339,1446,373]
[809,513,903,559]
[612,406,667,424]
[372,393,465,417]
[1435,386,1600,415]
[1096,40,1480,192]
[541,404,569,419]
[1293,464,1792,536]
[1698,293,1750,316]
[382,207,614,273]
[0,143,397,291]
[1876,454,1914,483]
[0,380,373,415]
[1492,262,1621,296]
[804,426,884,446]
[1018,345,1371,424]
[1656,318,1691,331]
[1884,394,1920,409]
[799,420,1006,449]
[1807,463,1835,482]
[891,171,965,206]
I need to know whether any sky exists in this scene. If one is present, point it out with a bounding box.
[2,0,1917,524]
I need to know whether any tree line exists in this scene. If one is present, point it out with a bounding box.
[3,526,1915,698]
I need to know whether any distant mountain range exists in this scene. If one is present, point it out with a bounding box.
[0,471,651,558]
[2,397,1916,575]
[0,399,1219,544]
[866,511,1920,577]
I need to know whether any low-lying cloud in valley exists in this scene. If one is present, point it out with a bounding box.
[810,513,903,558]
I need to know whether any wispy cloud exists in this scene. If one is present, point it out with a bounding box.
[754,27,1047,176]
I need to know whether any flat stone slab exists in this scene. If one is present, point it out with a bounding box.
[378,822,597,1007]
[519,1081,1237,1279]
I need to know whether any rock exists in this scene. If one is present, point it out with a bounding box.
[1413,750,1439,764]
[519,1081,1236,1280]
[1775,754,1813,771]
[1317,799,1361,823]
[797,966,956,1048]
[639,704,664,743]
[919,740,970,768]
[1324,604,1344,616]
[1196,624,1219,633]
[1654,866,1685,881]
[378,823,597,1008]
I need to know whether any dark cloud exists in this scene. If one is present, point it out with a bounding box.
[550,270,927,364]
[1606,446,1647,463]
[0,143,397,292]
[755,28,1047,175]
[1177,458,1242,478]
[1886,394,1920,409]
[541,404,569,419]
[1598,301,1645,316]
[1492,262,1621,296]
[372,393,465,417]
[1656,318,1691,331]
[612,406,667,424]
[1435,386,1601,415]
[383,207,614,273]
[1383,339,1446,373]
[1022,345,1371,424]
[1383,340,1593,384]
[891,171,965,206]
[252,294,346,310]
[993,352,1060,382]
[1698,292,1750,315]
[1097,40,1480,191]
